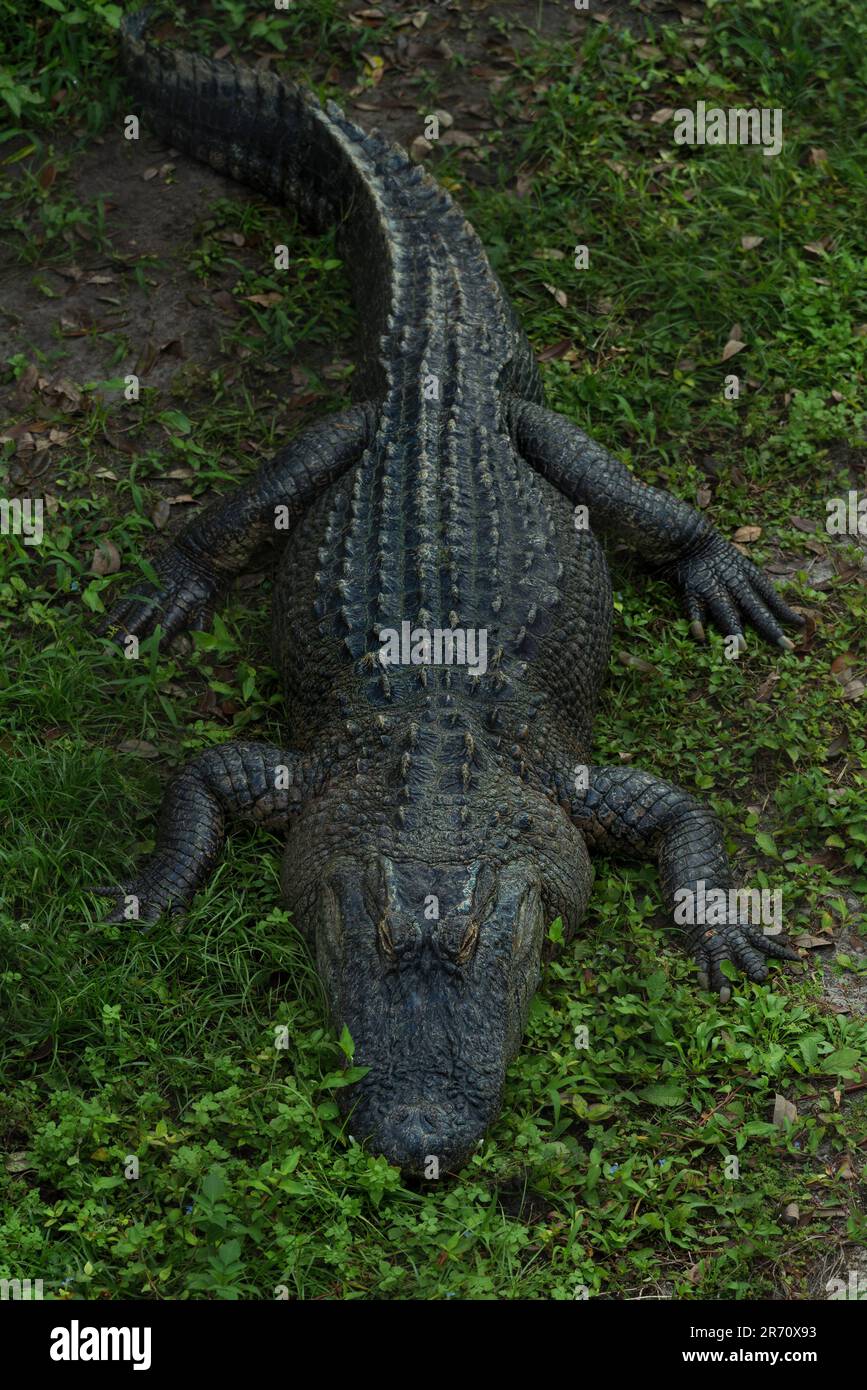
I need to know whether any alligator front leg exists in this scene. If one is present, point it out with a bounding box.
[508,398,803,650]
[564,763,798,999]
[98,402,377,645]
[92,742,320,922]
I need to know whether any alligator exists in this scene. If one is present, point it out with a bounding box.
[96,14,804,1174]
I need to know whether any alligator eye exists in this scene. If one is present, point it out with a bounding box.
[456,918,479,965]
[377,916,396,961]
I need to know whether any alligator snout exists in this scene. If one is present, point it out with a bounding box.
[311,854,548,1174]
[351,1102,485,1176]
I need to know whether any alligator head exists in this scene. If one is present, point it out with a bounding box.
[312,853,546,1174]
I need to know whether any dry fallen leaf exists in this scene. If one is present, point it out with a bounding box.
[440,129,480,149]
[212,290,241,315]
[43,376,83,412]
[13,363,39,409]
[537,339,575,362]
[830,653,856,677]
[514,170,534,197]
[732,525,762,542]
[617,651,662,677]
[543,283,568,309]
[829,654,865,700]
[754,671,780,701]
[117,739,160,758]
[89,541,121,576]
[151,500,172,530]
[741,235,764,250]
[832,559,865,583]
[243,292,282,308]
[5,1151,36,1174]
[721,338,747,362]
[772,1094,797,1127]
[825,731,849,758]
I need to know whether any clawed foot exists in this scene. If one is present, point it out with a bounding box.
[690,921,800,1003]
[89,877,185,925]
[96,550,219,648]
[674,534,804,650]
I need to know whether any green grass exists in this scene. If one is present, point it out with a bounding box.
[1,0,866,1300]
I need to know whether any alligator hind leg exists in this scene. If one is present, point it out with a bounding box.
[507,397,803,650]
[562,763,798,999]
[98,402,377,646]
[92,742,321,922]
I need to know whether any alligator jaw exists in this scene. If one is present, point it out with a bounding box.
[313,855,545,1175]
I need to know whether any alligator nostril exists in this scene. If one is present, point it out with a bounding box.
[388,1104,443,1130]
[366,1104,473,1173]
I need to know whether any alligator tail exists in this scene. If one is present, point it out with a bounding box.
[121,11,441,392]
[121,10,356,216]
[119,11,531,403]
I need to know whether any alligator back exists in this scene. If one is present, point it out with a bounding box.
[121,20,613,769]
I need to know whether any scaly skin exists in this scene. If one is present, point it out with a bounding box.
[95,15,803,1174]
